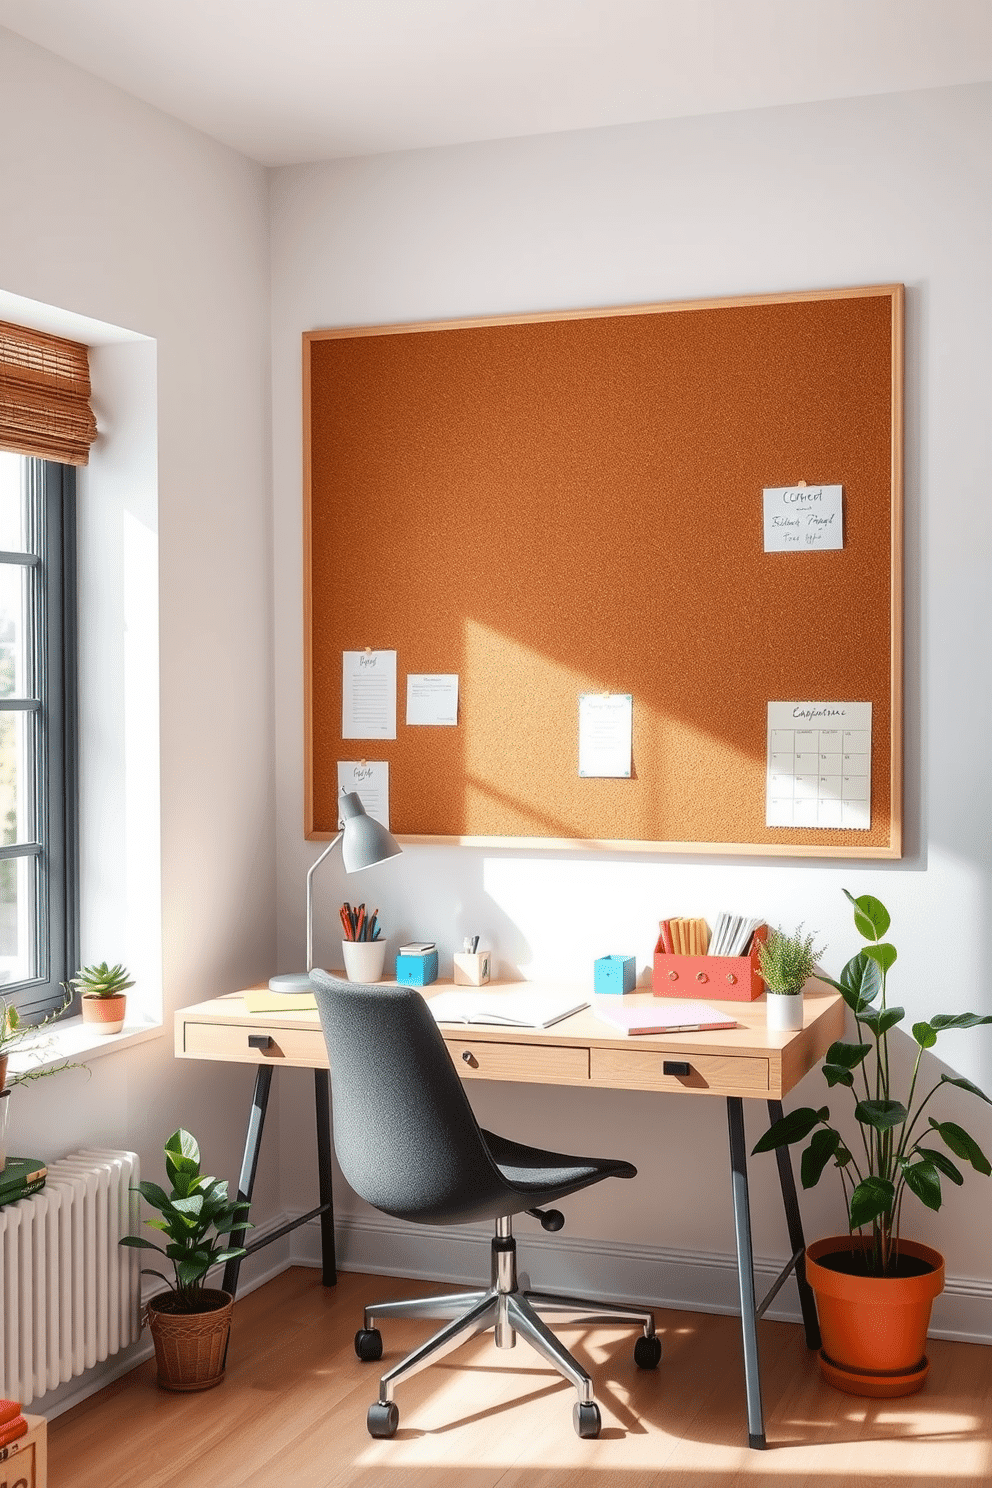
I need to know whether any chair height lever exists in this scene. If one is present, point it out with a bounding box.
[527,1206,565,1232]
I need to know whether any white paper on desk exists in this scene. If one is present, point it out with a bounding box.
[337,761,390,828]
[428,989,588,1029]
[763,485,844,553]
[407,673,459,725]
[766,701,871,830]
[342,650,396,739]
[579,693,632,777]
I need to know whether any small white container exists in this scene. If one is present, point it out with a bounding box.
[341,939,387,983]
[765,991,804,1032]
[453,951,491,986]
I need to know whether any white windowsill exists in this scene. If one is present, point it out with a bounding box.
[5,1014,165,1077]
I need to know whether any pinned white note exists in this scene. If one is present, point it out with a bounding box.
[342,650,397,739]
[337,761,390,828]
[579,694,632,778]
[406,674,459,725]
[763,485,844,552]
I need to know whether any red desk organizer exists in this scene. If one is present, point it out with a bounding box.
[652,925,767,1002]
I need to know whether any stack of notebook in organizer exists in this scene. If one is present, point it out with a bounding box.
[0,1400,28,1448]
[0,1157,47,1208]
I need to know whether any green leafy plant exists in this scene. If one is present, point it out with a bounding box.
[0,987,84,1089]
[758,922,824,995]
[754,891,992,1275]
[70,961,134,999]
[120,1129,251,1312]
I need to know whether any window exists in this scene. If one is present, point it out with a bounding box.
[0,451,77,1019]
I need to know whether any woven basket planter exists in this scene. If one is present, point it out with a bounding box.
[146,1288,234,1392]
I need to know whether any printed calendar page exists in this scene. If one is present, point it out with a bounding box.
[766,702,871,830]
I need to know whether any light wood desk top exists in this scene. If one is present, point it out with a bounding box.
[175,980,843,1101]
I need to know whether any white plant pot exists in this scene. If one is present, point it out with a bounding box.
[341,938,387,983]
[766,991,804,1032]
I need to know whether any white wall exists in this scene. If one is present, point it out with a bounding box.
[0,21,281,1335]
[270,83,992,1317]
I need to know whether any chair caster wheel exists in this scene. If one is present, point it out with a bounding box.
[355,1328,383,1362]
[367,1400,399,1438]
[634,1334,662,1369]
[573,1401,601,1439]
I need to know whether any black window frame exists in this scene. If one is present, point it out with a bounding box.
[0,456,78,1021]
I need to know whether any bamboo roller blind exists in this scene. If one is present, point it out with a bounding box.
[0,320,98,466]
[305,285,902,857]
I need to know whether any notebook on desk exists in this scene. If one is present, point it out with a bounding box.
[591,998,738,1036]
[428,989,588,1029]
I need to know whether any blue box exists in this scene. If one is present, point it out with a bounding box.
[594,955,636,995]
[396,949,439,987]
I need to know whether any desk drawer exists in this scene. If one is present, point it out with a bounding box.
[446,1038,589,1086]
[590,1047,769,1095]
[182,1020,329,1068]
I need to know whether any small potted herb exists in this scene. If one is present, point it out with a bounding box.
[69,961,134,1035]
[121,1128,251,1391]
[757,922,823,1030]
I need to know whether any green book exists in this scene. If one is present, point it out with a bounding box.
[0,1178,45,1209]
[0,1158,47,1197]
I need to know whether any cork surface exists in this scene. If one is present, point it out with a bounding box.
[306,288,900,852]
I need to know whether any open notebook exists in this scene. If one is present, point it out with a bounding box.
[428,989,588,1029]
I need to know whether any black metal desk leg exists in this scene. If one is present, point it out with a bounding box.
[223,1062,274,1298]
[768,1098,820,1350]
[727,1097,766,1450]
[314,1068,337,1285]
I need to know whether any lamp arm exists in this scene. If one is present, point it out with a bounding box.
[306,832,343,973]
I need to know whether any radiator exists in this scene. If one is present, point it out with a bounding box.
[0,1148,142,1406]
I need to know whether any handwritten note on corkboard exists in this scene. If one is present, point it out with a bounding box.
[304,284,903,858]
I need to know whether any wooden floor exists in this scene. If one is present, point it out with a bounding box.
[50,1267,992,1487]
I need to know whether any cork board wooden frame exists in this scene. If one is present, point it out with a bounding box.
[304,283,903,858]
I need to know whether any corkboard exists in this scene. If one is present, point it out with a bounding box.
[304,285,902,857]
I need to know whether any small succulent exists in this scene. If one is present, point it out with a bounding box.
[70,961,134,1000]
[758,923,824,995]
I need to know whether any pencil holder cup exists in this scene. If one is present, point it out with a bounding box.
[453,951,491,986]
[341,938,386,983]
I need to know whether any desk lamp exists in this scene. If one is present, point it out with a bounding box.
[268,791,402,992]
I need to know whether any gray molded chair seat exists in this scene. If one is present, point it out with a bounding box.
[311,970,661,1439]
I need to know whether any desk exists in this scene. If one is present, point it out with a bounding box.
[176,981,843,1449]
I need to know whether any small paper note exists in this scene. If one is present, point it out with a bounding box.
[342,650,396,739]
[337,761,390,828]
[406,674,459,725]
[766,701,871,829]
[763,485,843,552]
[579,694,632,778]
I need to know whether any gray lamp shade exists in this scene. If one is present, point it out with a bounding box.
[339,791,403,871]
[267,792,402,992]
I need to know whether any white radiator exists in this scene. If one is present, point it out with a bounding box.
[0,1148,142,1406]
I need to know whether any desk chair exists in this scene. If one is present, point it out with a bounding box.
[310,970,660,1439]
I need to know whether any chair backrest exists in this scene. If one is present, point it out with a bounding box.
[310,970,514,1226]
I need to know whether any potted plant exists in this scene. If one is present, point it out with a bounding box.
[754,890,992,1396]
[0,986,81,1095]
[121,1128,251,1391]
[69,961,134,1035]
[757,922,823,1031]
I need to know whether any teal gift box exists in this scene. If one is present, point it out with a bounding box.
[396,949,439,986]
[594,955,636,995]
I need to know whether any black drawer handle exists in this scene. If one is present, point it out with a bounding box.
[248,1034,274,1051]
[460,1049,478,1068]
[663,1060,691,1076]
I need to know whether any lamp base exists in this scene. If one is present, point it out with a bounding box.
[267,972,316,992]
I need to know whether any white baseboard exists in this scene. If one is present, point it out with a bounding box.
[289,1209,992,1347]
[34,1208,992,1418]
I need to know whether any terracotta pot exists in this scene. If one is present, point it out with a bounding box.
[81,994,127,1035]
[146,1288,235,1391]
[806,1235,945,1397]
